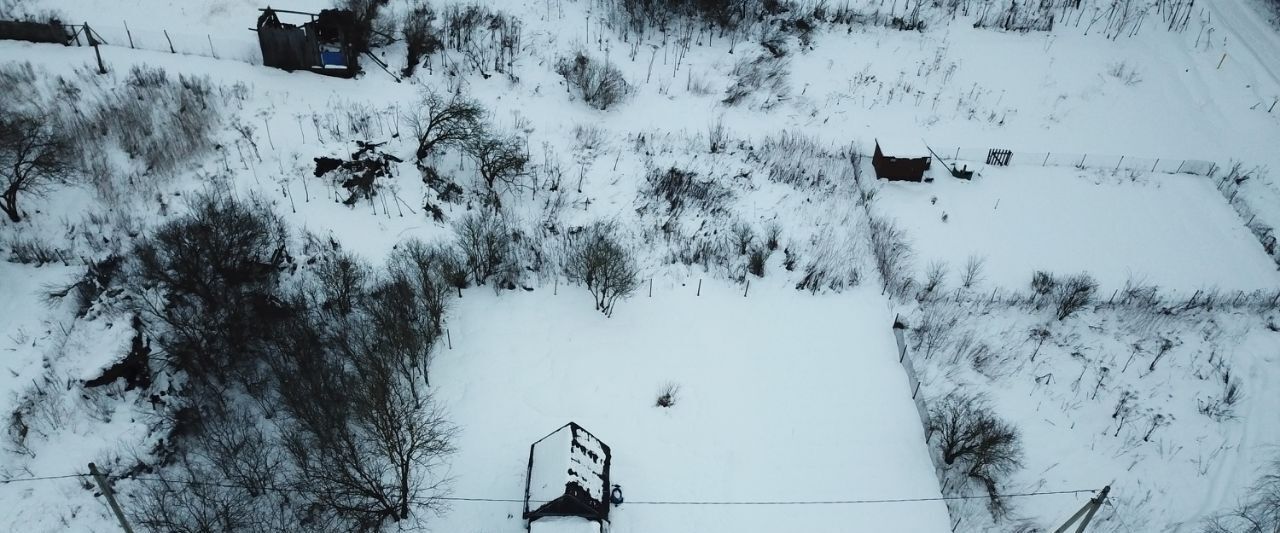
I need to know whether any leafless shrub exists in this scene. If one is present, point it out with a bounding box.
[565,221,640,315]
[723,53,790,109]
[764,222,782,251]
[868,214,915,298]
[655,382,680,407]
[404,89,485,162]
[556,52,631,110]
[919,260,948,301]
[1198,366,1243,422]
[929,392,1023,521]
[730,221,754,255]
[0,106,74,222]
[402,1,443,76]
[4,235,66,265]
[1053,273,1097,320]
[960,255,986,289]
[466,132,528,197]
[748,248,767,277]
[1106,61,1142,85]
[643,166,732,218]
[1030,271,1056,308]
[909,306,959,360]
[453,210,513,286]
[708,116,727,153]
[572,123,607,153]
[1202,456,1280,533]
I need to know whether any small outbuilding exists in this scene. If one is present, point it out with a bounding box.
[254,7,360,78]
[524,422,612,525]
[872,138,932,182]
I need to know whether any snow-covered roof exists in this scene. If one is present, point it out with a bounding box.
[875,136,929,157]
[528,423,609,505]
[529,516,603,533]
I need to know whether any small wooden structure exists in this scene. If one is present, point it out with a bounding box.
[254,7,359,78]
[0,18,72,45]
[524,422,612,525]
[872,138,932,182]
[986,148,1012,166]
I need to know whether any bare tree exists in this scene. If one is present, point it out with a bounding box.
[0,108,73,222]
[565,222,640,315]
[467,133,528,195]
[403,90,485,162]
[453,210,512,286]
[929,392,1023,519]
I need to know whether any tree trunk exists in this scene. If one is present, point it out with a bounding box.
[1,189,19,222]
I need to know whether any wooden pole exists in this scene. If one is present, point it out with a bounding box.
[207,34,217,58]
[1053,486,1111,533]
[86,23,106,74]
[743,280,750,297]
[163,30,175,53]
[696,279,702,296]
[89,463,134,533]
[648,278,652,297]
[1216,53,1226,69]
[123,21,134,48]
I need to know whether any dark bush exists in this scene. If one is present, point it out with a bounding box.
[1053,273,1097,320]
[644,166,731,217]
[402,1,443,76]
[136,193,291,387]
[929,392,1023,519]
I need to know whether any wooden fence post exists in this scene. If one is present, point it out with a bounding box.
[1151,158,1159,172]
[85,23,106,74]
[1043,153,1050,166]
[696,279,702,296]
[123,20,134,48]
[1115,155,1124,170]
[163,29,175,53]
[207,34,216,58]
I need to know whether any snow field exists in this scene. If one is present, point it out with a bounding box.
[431,283,951,533]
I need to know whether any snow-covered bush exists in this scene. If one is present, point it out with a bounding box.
[928,392,1023,519]
[556,52,631,110]
[655,382,680,407]
[565,222,640,315]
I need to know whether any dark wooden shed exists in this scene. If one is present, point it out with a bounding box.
[872,138,932,182]
[524,422,612,524]
[254,7,360,78]
[0,19,72,45]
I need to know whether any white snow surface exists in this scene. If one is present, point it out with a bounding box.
[529,516,602,533]
[0,0,1279,531]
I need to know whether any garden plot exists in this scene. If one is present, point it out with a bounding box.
[429,284,951,533]
[873,165,1280,292]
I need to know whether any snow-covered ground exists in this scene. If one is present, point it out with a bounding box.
[433,284,950,533]
[875,165,1280,292]
[1,0,1279,531]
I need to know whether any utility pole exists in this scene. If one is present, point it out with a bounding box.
[1054,485,1110,533]
[88,463,135,533]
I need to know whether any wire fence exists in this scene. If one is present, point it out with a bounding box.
[933,147,1217,176]
[84,22,262,65]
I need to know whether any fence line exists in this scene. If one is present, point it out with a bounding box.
[932,146,1217,176]
[86,22,262,65]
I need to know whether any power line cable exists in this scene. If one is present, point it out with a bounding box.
[1,471,1103,507]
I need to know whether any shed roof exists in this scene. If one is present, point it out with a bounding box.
[875,136,929,157]
[529,422,609,506]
